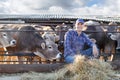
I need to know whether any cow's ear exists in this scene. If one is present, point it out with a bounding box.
[44,36,48,40]
[55,44,58,47]
[41,42,46,49]
[0,45,3,47]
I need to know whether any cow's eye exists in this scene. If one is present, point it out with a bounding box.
[3,33,7,36]
[2,33,7,38]
[48,46,52,49]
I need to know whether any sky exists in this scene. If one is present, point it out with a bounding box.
[0,0,119,15]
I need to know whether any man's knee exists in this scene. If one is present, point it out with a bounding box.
[64,56,74,63]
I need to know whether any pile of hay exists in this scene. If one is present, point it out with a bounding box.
[20,55,120,80]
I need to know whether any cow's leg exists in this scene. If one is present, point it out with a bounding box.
[110,44,116,61]
[2,47,10,64]
[104,43,115,61]
[32,56,41,64]
[18,56,25,64]
[99,48,105,61]
[0,48,5,64]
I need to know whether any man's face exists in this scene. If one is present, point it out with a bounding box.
[75,23,84,32]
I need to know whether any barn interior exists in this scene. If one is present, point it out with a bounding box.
[0,15,119,75]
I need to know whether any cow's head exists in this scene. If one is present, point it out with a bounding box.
[35,39,62,60]
[106,22,120,50]
[109,32,120,50]
[84,21,103,41]
[0,29,16,47]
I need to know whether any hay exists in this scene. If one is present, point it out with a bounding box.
[20,71,58,80]
[20,55,120,80]
[67,55,113,80]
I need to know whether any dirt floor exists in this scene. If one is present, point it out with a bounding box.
[0,71,120,80]
[0,74,120,80]
[0,74,21,80]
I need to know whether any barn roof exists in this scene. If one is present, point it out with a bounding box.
[0,14,120,25]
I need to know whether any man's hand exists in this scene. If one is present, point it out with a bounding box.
[90,38,96,43]
[93,45,99,58]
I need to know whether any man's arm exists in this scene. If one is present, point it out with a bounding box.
[92,44,99,58]
[84,33,99,57]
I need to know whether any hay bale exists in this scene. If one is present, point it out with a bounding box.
[20,55,120,80]
[55,55,114,80]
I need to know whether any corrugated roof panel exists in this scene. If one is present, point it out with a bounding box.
[0,14,120,23]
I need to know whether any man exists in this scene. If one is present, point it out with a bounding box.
[64,18,99,63]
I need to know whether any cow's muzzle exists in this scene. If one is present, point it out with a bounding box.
[116,47,120,51]
[55,53,63,59]
[10,39,16,46]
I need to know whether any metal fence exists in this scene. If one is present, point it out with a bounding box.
[0,23,120,64]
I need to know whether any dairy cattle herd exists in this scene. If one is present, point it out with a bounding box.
[0,21,119,64]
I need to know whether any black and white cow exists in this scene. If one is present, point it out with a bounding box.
[84,20,116,61]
